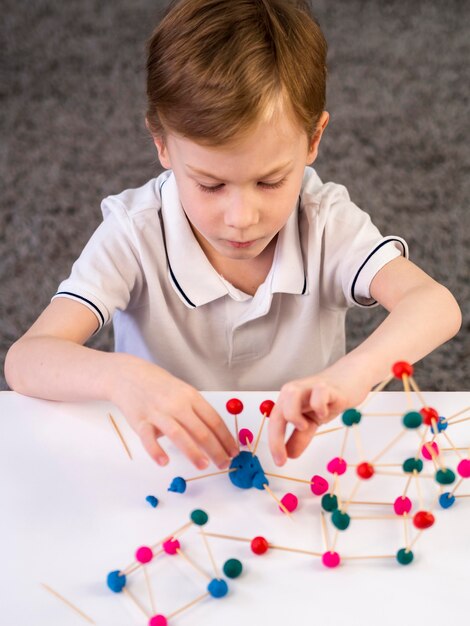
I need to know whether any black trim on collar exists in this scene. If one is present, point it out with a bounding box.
[159,177,196,308]
[350,238,407,307]
[55,292,105,326]
[301,273,307,295]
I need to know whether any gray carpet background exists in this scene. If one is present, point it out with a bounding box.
[1,0,469,391]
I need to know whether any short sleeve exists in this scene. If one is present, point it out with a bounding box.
[318,182,408,309]
[52,201,143,331]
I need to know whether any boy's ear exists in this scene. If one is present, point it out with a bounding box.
[145,117,171,169]
[306,111,329,164]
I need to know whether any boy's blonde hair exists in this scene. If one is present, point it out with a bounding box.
[146,0,327,144]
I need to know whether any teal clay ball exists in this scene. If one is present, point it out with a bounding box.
[402,411,422,429]
[402,458,423,473]
[223,558,243,578]
[321,493,338,512]
[191,509,209,526]
[435,468,456,485]
[331,510,351,531]
[396,548,414,565]
[342,408,362,426]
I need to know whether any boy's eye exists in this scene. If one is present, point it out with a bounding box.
[197,183,224,194]
[258,179,285,190]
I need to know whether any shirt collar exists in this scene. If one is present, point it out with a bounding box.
[160,172,306,308]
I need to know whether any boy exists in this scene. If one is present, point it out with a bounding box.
[5,0,461,471]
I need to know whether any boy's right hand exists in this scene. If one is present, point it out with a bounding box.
[110,355,239,470]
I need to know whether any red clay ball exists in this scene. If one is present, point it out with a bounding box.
[413,510,435,529]
[226,398,243,415]
[356,462,375,479]
[259,400,275,417]
[392,361,413,379]
[420,406,439,426]
[251,536,269,555]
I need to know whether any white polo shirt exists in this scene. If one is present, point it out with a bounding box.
[53,167,407,390]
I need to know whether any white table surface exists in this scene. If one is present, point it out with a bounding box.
[0,390,469,626]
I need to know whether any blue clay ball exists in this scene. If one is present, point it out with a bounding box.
[168,477,187,493]
[145,495,159,508]
[229,451,268,490]
[439,492,456,509]
[207,578,228,598]
[107,570,126,592]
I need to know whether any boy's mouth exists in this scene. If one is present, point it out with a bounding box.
[225,239,257,248]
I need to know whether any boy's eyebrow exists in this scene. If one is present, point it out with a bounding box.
[185,161,292,181]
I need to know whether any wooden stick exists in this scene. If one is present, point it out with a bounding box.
[185,468,236,482]
[408,376,428,408]
[268,543,322,557]
[342,554,395,560]
[414,470,424,510]
[358,375,393,409]
[264,484,293,518]
[143,566,156,615]
[352,423,366,461]
[402,374,413,409]
[201,531,251,542]
[108,413,132,460]
[351,515,400,520]
[234,414,240,451]
[371,430,406,464]
[123,587,150,618]
[167,592,210,620]
[339,428,349,461]
[448,416,470,427]
[150,521,193,551]
[408,530,423,551]
[313,425,345,437]
[320,511,330,551]
[41,583,95,624]
[450,477,464,497]
[362,412,403,417]
[200,527,220,579]
[446,406,470,421]
[253,413,267,455]
[264,472,314,485]
[342,478,361,514]
[348,500,394,505]
[176,548,211,581]
[403,513,410,549]
[403,473,413,498]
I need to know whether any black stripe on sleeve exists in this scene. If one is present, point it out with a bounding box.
[350,238,407,307]
[55,292,106,327]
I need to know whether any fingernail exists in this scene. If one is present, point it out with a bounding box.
[158,456,169,466]
[219,459,230,470]
[274,454,284,466]
[197,458,209,470]
[230,446,239,457]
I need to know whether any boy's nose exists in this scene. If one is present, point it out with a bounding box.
[224,193,259,230]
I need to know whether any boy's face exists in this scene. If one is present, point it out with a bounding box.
[152,110,328,267]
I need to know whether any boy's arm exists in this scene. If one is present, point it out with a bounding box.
[5,299,238,469]
[268,256,462,466]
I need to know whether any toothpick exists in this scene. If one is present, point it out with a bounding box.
[263,483,293,518]
[403,473,413,498]
[352,423,366,461]
[202,531,251,543]
[402,374,413,409]
[268,543,322,557]
[167,592,210,620]
[446,406,470,420]
[342,554,396,560]
[253,412,267,455]
[200,527,220,579]
[339,427,350,460]
[414,470,424,510]
[313,425,345,437]
[408,376,428,407]
[234,413,240,451]
[41,583,95,624]
[108,413,132,460]
[408,530,424,551]
[264,472,314,485]
[342,478,361,514]
[122,587,150,618]
[358,375,393,410]
[371,430,406,464]
[143,566,156,615]
[403,513,410,550]
[448,416,470,427]
[320,511,330,551]
[176,548,211,581]
[450,477,464,497]
[185,468,236,482]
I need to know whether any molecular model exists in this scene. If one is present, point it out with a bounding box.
[104,361,469,625]
[106,509,242,625]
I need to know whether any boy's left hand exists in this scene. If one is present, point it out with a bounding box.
[268,360,375,466]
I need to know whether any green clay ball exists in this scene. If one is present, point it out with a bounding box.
[341,408,362,427]
[331,510,351,531]
[321,493,338,512]
[396,548,414,565]
[435,468,456,485]
[191,509,209,526]
[402,458,423,473]
[223,558,243,578]
[402,411,422,429]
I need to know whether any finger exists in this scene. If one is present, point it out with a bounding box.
[138,421,170,466]
[279,383,311,431]
[285,420,319,459]
[268,405,289,466]
[150,414,210,470]
[309,384,336,421]
[193,395,239,458]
